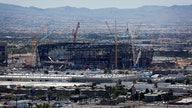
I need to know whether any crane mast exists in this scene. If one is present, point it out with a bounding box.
[72,22,80,43]
[105,21,118,69]
[127,23,136,68]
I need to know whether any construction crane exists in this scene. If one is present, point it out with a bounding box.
[135,50,142,67]
[127,23,136,68]
[127,23,142,69]
[59,26,70,42]
[39,29,56,43]
[30,23,49,67]
[105,20,118,69]
[72,22,80,43]
[105,21,113,35]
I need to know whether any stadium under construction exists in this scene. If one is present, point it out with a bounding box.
[37,42,154,70]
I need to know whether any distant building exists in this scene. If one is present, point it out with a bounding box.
[0,43,7,66]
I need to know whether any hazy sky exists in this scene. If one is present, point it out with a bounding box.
[0,0,192,9]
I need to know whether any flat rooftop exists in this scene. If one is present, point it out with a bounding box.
[0,81,91,87]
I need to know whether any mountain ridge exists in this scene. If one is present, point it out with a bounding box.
[0,3,192,32]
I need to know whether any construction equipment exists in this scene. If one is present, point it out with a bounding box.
[127,23,137,68]
[105,20,118,69]
[105,21,113,35]
[72,22,80,43]
[58,26,70,42]
[127,23,142,69]
[39,29,56,43]
[135,50,142,66]
[30,23,49,67]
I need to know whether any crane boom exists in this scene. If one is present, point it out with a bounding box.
[31,23,49,54]
[136,50,142,66]
[128,23,142,69]
[30,23,49,67]
[105,21,113,35]
[39,29,56,42]
[72,22,80,43]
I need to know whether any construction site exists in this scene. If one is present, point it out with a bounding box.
[2,2,192,107]
[37,42,153,70]
[0,21,154,70]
